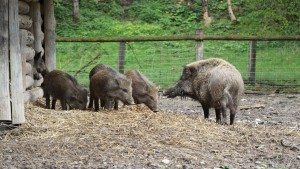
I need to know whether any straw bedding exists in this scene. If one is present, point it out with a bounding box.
[0,96,299,168]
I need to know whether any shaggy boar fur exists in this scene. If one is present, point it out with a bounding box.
[43,70,88,110]
[163,58,244,125]
[33,51,49,80]
[88,64,119,109]
[125,70,159,112]
[90,65,134,111]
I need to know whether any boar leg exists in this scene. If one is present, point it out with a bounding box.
[220,101,228,125]
[51,98,57,109]
[100,99,105,109]
[202,104,210,119]
[229,106,237,125]
[45,93,51,109]
[88,96,94,108]
[215,108,222,124]
[114,100,118,110]
[60,99,68,110]
[94,98,100,111]
[104,98,113,110]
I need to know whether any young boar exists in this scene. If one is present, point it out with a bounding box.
[90,65,134,111]
[33,51,49,80]
[125,70,159,112]
[43,70,88,110]
[88,64,119,109]
[163,58,244,125]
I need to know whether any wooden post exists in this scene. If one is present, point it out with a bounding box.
[30,2,44,54]
[195,29,204,61]
[19,29,27,91]
[9,0,25,124]
[0,0,12,121]
[44,0,56,71]
[118,42,126,73]
[248,41,257,83]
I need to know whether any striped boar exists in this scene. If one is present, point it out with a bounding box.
[163,58,244,125]
[43,70,88,110]
[90,64,134,111]
[125,70,159,112]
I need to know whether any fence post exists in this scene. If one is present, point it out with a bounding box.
[118,42,126,73]
[248,40,257,83]
[195,29,204,61]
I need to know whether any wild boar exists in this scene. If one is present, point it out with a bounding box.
[88,64,119,109]
[125,70,159,112]
[43,70,88,110]
[90,64,134,111]
[33,51,49,80]
[163,58,244,125]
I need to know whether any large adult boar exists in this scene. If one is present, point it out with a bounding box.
[90,65,134,111]
[43,70,88,110]
[163,58,244,125]
[125,70,159,112]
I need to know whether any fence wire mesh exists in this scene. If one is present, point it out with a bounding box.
[56,40,300,92]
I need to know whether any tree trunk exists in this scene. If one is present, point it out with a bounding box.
[202,0,211,25]
[73,0,80,22]
[227,0,237,23]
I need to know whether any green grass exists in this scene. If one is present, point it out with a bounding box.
[56,40,300,92]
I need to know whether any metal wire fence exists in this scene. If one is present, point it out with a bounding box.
[56,39,300,92]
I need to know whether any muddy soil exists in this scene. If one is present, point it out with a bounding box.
[0,93,299,169]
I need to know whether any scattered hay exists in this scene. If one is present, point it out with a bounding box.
[0,99,299,168]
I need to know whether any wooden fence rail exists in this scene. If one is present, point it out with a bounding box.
[56,33,300,84]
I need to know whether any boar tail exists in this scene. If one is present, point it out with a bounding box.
[224,86,234,110]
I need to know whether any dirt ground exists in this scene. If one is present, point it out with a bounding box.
[0,93,300,169]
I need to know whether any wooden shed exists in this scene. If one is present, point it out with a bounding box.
[0,0,56,124]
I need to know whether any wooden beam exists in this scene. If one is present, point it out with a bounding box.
[44,0,56,71]
[0,0,11,121]
[56,35,300,42]
[9,0,25,124]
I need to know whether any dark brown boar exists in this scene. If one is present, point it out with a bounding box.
[90,65,134,111]
[33,51,49,80]
[43,70,88,110]
[125,70,159,112]
[163,58,244,125]
[88,64,119,109]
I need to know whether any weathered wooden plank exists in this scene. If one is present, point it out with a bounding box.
[9,0,25,124]
[0,0,12,121]
[44,0,56,71]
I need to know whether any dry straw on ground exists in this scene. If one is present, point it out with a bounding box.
[0,99,299,168]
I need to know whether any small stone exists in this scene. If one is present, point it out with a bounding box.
[162,159,170,165]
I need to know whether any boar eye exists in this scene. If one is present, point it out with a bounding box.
[148,95,154,100]
[122,89,128,93]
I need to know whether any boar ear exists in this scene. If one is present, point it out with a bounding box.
[114,79,120,87]
[34,51,42,60]
[182,66,196,77]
